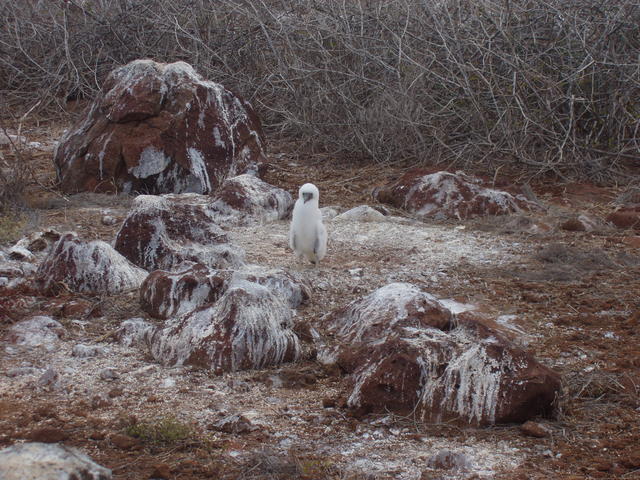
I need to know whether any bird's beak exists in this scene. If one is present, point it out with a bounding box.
[302,192,313,203]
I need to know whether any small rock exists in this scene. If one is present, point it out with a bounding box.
[116,318,155,347]
[89,431,106,441]
[427,450,471,471]
[320,206,340,220]
[108,388,124,398]
[149,463,172,479]
[72,344,107,358]
[333,205,386,222]
[99,368,119,381]
[209,414,257,434]
[91,395,112,409]
[5,316,64,350]
[621,451,640,469]
[62,300,98,318]
[101,215,117,226]
[322,398,337,408]
[607,210,640,230]
[37,368,59,387]
[623,236,640,249]
[560,218,586,232]
[520,421,550,438]
[27,427,69,443]
[110,434,140,450]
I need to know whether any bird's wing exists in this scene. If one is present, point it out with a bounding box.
[313,222,327,256]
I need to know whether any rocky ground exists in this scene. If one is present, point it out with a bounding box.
[1,122,640,479]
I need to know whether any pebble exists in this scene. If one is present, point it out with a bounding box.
[520,421,550,438]
[72,344,107,358]
[99,368,119,381]
[37,368,59,387]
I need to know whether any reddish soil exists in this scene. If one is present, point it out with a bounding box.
[1,121,639,479]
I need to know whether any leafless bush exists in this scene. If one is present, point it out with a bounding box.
[0,0,638,181]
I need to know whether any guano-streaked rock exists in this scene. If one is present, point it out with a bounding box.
[54,59,266,195]
[114,194,244,271]
[149,280,301,372]
[374,170,539,220]
[35,232,147,294]
[318,282,560,426]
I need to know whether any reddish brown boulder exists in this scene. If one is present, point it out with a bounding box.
[140,264,226,320]
[54,59,266,194]
[35,232,148,295]
[149,280,301,372]
[374,170,539,220]
[210,174,293,225]
[318,283,560,426]
[113,194,244,271]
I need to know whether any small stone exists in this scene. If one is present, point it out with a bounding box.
[63,300,98,318]
[27,427,69,443]
[108,388,124,398]
[149,463,172,479]
[560,218,586,232]
[427,450,471,471]
[91,395,112,409]
[621,451,640,469]
[89,431,106,440]
[110,434,140,450]
[209,414,256,434]
[37,368,59,387]
[72,344,107,358]
[322,398,337,408]
[623,236,640,249]
[607,210,640,230]
[99,368,119,381]
[101,215,117,226]
[520,421,550,438]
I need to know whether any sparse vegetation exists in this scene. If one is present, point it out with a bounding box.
[0,0,638,182]
[125,416,192,445]
[0,211,27,244]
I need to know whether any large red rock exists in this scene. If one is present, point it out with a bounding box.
[149,280,301,372]
[210,174,293,224]
[374,170,539,220]
[54,59,266,194]
[140,263,226,320]
[318,283,560,426]
[35,233,148,294]
[113,193,244,271]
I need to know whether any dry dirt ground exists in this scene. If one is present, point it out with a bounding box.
[1,122,640,480]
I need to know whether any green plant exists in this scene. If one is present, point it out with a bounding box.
[125,416,192,445]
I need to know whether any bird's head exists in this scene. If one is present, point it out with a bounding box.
[299,183,320,203]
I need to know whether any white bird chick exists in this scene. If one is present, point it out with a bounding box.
[289,183,327,265]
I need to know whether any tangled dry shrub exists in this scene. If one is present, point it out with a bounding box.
[0,0,638,182]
